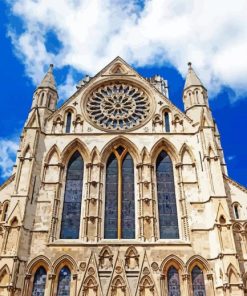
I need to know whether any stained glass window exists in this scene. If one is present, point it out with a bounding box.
[60,151,83,239]
[156,150,179,239]
[105,153,118,239]
[57,266,71,296]
[164,112,170,132]
[192,266,206,296]
[122,153,135,239]
[32,267,47,296]
[65,112,72,133]
[104,147,135,239]
[168,266,180,296]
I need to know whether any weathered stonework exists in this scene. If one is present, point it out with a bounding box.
[0,57,246,296]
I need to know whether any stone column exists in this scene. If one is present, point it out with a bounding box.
[176,163,190,241]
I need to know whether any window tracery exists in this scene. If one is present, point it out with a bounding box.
[60,151,84,239]
[31,267,47,296]
[156,150,179,239]
[104,146,135,239]
[86,82,150,131]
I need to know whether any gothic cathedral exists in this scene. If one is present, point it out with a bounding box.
[0,57,247,296]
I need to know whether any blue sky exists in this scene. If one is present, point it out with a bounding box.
[0,0,247,186]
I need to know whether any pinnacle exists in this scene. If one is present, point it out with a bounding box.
[184,62,204,90]
[38,64,57,91]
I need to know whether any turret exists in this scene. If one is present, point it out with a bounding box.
[183,62,209,123]
[31,64,58,111]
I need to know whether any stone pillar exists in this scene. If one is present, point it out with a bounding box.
[137,163,156,242]
[176,163,190,241]
[83,162,104,242]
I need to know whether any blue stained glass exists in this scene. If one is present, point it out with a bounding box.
[156,151,179,239]
[57,266,71,296]
[192,266,206,296]
[60,151,83,239]
[168,266,180,296]
[122,153,135,239]
[32,267,47,296]
[105,153,118,239]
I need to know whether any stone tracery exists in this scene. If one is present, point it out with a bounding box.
[86,82,150,131]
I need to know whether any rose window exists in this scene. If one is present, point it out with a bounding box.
[86,83,150,130]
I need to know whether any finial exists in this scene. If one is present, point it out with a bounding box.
[188,62,192,69]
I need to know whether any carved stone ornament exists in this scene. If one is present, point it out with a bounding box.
[88,267,95,275]
[86,82,151,131]
[80,262,87,271]
[151,262,159,271]
[115,265,123,274]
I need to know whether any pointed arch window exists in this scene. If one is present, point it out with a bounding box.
[1,201,9,221]
[192,266,206,296]
[164,112,170,132]
[167,266,180,296]
[60,151,84,239]
[233,203,240,219]
[65,112,72,133]
[104,146,135,239]
[156,151,179,239]
[57,266,71,296]
[31,267,47,296]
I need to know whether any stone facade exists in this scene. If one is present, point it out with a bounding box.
[0,57,246,296]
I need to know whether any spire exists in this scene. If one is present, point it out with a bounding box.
[184,62,205,90]
[38,64,57,91]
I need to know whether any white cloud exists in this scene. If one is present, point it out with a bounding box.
[6,0,247,100]
[227,155,236,161]
[0,138,18,180]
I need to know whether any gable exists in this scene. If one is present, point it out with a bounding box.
[47,56,193,134]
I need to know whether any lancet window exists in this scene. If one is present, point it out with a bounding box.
[60,151,84,239]
[156,150,179,239]
[164,112,170,132]
[192,266,206,296]
[57,266,71,296]
[104,146,135,239]
[167,266,180,295]
[31,267,47,296]
[65,112,72,133]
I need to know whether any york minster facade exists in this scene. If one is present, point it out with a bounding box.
[0,57,247,296]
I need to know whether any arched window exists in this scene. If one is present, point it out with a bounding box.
[2,202,9,221]
[32,267,47,296]
[104,146,135,239]
[233,204,240,219]
[65,112,72,133]
[192,266,206,296]
[57,266,71,296]
[164,112,170,132]
[156,151,179,239]
[60,151,84,239]
[167,266,180,296]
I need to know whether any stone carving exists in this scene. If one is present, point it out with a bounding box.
[151,262,159,272]
[86,82,150,131]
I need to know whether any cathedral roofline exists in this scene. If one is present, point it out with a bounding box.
[224,174,247,193]
[49,56,193,124]
[0,173,15,190]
